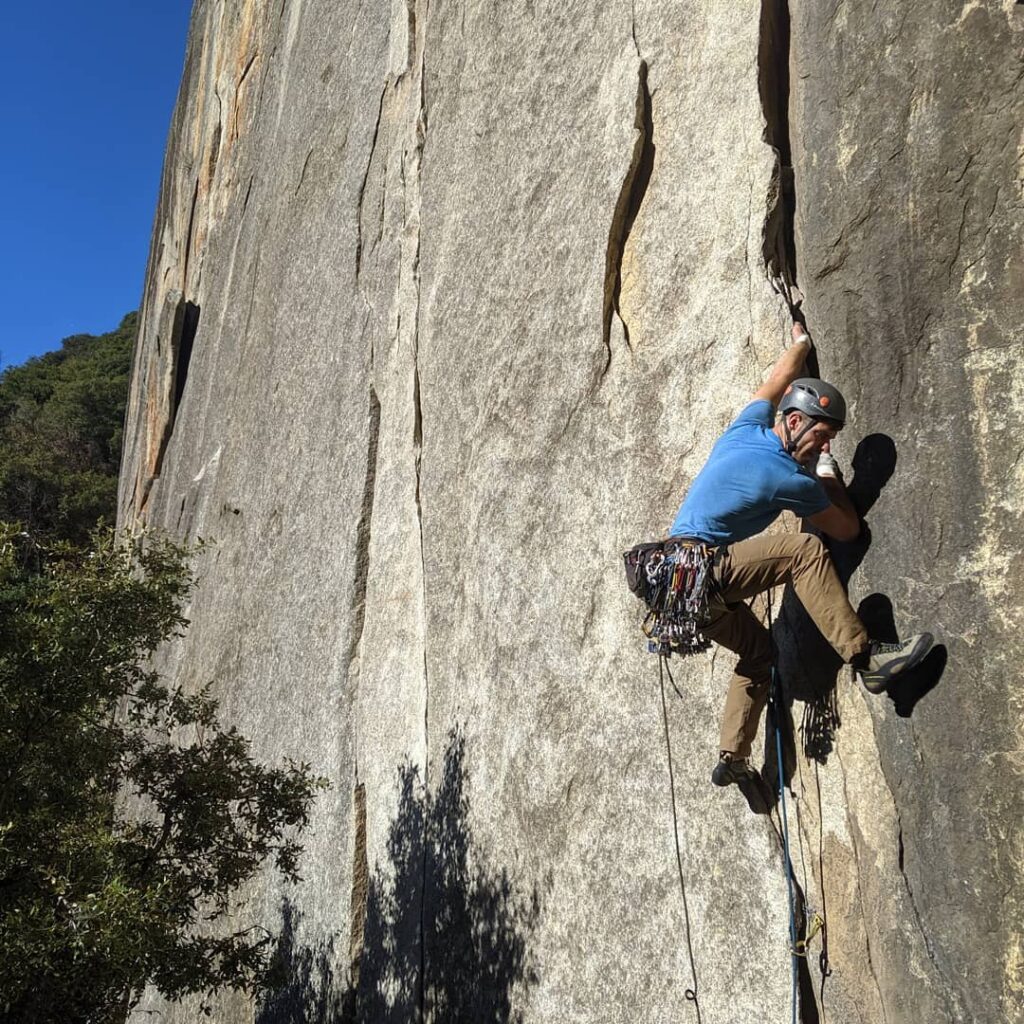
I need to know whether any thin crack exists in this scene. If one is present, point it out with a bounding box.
[234,50,261,140]
[947,196,971,283]
[295,147,313,195]
[347,782,369,992]
[892,808,961,1020]
[835,745,891,1024]
[345,385,381,680]
[355,84,388,281]
[243,246,262,344]
[181,178,200,291]
[242,174,254,214]
[410,8,431,1020]
[238,49,259,87]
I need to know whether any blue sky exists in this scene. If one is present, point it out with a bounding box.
[0,3,193,367]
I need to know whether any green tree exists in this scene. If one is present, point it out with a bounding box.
[0,313,137,544]
[0,527,326,1023]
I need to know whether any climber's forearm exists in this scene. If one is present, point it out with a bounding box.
[754,327,811,406]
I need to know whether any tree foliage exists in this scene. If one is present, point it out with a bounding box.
[0,314,136,544]
[0,528,326,1023]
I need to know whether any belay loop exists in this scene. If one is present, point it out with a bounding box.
[623,538,717,657]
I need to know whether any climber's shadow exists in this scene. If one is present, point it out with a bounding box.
[857,594,948,718]
[766,434,896,777]
[762,433,947,796]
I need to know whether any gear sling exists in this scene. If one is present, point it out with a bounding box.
[623,538,717,656]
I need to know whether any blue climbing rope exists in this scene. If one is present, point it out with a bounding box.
[767,593,799,1024]
[772,662,799,1024]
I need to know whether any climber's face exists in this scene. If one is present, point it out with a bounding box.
[787,412,839,465]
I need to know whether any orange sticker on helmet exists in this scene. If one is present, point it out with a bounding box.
[819,395,831,407]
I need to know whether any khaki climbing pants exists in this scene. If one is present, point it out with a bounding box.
[703,532,869,759]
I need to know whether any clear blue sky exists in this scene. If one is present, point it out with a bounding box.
[0,3,193,367]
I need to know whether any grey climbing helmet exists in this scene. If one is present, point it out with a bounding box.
[779,378,847,427]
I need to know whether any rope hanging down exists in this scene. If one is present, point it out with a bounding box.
[769,655,800,1024]
[766,590,829,1023]
[634,551,833,1021]
[659,655,703,1023]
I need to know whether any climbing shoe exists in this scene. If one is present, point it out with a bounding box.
[855,633,934,694]
[712,754,758,787]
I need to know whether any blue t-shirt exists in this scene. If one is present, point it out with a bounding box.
[669,399,830,545]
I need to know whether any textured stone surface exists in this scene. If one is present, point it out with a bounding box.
[121,1,1024,1021]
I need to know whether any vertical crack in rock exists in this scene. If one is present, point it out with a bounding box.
[207,102,222,186]
[835,748,891,1024]
[355,85,388,281]
[295,147,313,195]
[408,7,431,1019]
[757,0,800,305]
[404,0,418,74]
[348,782,369,992]
[412,322,428,1024]
[794,879,821,1024]
[838,751,963,1022]
[181,178,200,292]
[893,811,962,1020]
[346,385,381,680]
[601,59,654,372]
[238,49,259,89]
[773,821,821,1024]
[147,296,201,503]
[243,246,263,344]
[169,300,200,437]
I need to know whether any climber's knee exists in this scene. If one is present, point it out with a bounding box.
[794,531,826,557]
[790,531,827,572]
[735,631,773,684]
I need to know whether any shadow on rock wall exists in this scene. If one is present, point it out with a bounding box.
[769,434,947,778]
[256,900,348,1024]
[258,728,542,1024]
[738,435,949,1017]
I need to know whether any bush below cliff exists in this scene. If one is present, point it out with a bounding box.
[0,313,136,544]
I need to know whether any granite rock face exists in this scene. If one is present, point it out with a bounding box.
[120,1,1024,1021]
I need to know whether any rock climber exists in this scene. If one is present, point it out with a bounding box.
[668,322,934,787]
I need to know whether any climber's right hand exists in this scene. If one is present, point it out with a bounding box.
[790,322,813,349]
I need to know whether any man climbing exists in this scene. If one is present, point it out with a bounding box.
[668,322,934,787]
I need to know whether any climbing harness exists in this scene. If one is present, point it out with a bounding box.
[624,538,717,657]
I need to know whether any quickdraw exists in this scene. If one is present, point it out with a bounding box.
[792,911,825,958]
[623,538,717,657]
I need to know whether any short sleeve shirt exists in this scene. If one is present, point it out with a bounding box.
[668,399,830,545]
